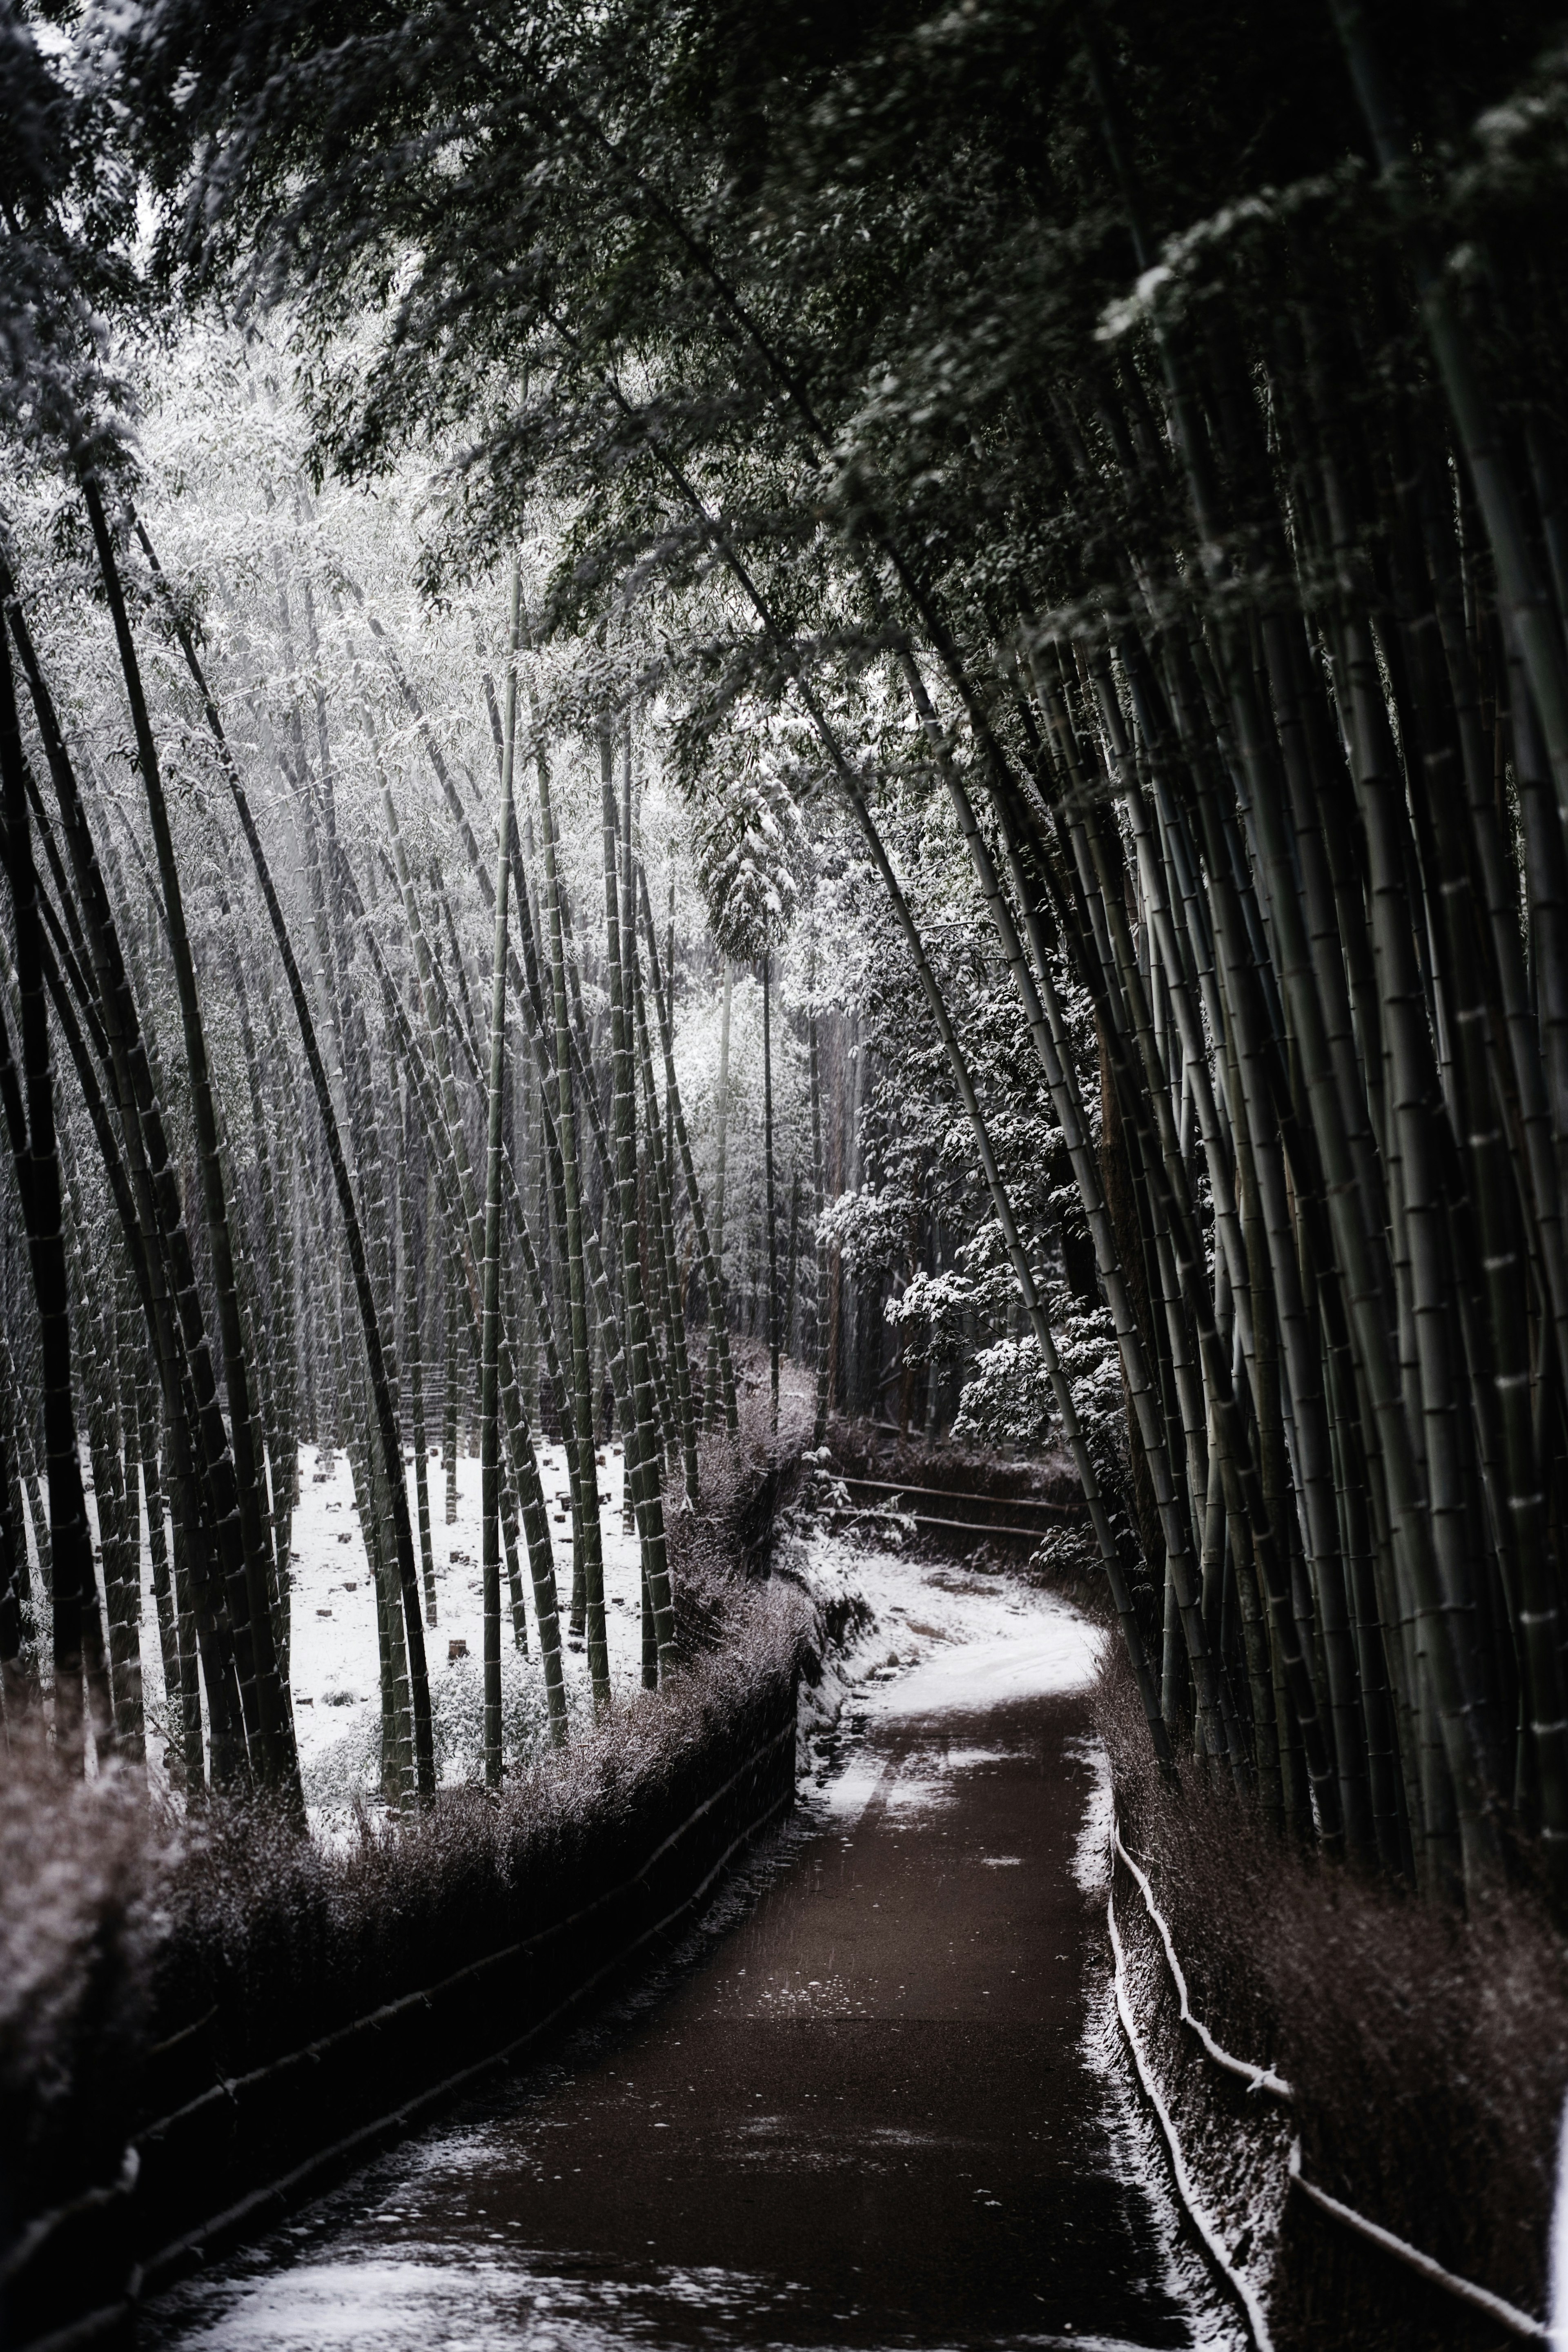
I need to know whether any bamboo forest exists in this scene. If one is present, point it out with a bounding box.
[5,2,1568,2347]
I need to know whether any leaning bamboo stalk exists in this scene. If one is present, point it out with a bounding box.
[7,559,247,1782]
[577,377,1174,1757]
[481,567,522,1784]
[0,626,97,1764]
[897,639,1227,1762]
[26,902,241,1783]
[87,488,300,1807]
[137,520,437,1802]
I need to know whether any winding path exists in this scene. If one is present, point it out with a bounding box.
[145,1549,1194,2351]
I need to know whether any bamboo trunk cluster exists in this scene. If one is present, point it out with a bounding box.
[0,492,768,1800]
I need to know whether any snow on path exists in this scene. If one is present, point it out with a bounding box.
[787,1525,1104,1835]
[791,1521,1103,1729]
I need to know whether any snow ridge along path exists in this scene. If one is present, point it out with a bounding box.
[144,1535,1230,2352]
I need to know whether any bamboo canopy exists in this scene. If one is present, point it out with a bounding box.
[5,0,1568,1910]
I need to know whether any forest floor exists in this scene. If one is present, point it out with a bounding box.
[139,1533,1235,2352]
[283,1440,648,1813]
[107,1439,652,1811]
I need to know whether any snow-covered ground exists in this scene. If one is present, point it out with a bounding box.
[786,1521,1104,1797]
[285,1440,650,1802]
[112,1440,656,1812]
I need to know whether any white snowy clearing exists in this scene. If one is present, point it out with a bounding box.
[107,1439,654,1817]
[287,1440,655,1809]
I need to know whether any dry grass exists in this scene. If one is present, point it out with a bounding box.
[1098,1641,1568,2343]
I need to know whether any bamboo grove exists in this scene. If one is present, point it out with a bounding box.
[0,369,890,1811]
[9,0,1568,1908]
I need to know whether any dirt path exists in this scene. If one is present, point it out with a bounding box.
[144,1553,1193,2351]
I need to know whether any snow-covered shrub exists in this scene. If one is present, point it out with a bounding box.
[816,1185,912,1278]
[1028,1520,1104,1592]
[300,1646,571,1814]
[152,1572,808,2085]
[953,1336,1053,1450]
[883,1266,973,1363]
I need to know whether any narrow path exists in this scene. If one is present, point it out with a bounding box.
[144,1552,1192,2351]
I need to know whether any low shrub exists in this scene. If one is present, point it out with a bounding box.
[149,1577,804,2091]
[0,1725,168,2221]
[1097,1642,1568,2346]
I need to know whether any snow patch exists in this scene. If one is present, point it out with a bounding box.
[281,1442,651,1824]
[1552,2092,1568,2350]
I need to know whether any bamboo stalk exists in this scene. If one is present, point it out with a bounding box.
[481,567,522,1784]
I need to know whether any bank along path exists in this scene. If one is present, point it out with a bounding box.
[144,1541,1204,2352]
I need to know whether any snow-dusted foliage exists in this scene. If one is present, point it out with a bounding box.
[951,1337,1054,1452]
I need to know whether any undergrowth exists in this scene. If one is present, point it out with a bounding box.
[0,1728,165,2222]
[1,1418,811,2231]
[1097,1640,1568,2341]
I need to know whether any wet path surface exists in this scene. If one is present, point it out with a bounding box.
[144,1557,1191,2351]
